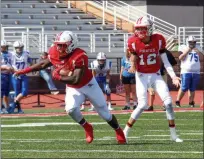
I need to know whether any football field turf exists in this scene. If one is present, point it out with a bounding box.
[1,110,203,158]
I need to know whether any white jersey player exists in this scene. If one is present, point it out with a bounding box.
[11,51,31,71]
[176,36,203,108]
[8,41,32,114]
[1,40,13,74]
[1,40,13,113]
[179,41,201,74]
[88,52,113,111]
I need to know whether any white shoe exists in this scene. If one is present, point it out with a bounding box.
[51,91,59,95]
[171,137,183,142]
[1,108,8,114]
[123,130,128,143]
[80,106,85,111]
[88,107,95,111]
[108,107,114,111]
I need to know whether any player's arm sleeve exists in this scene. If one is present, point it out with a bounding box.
[127,41,137,69]
[127,41,136,54]
[159,35,176,78]
[73,55,86,69]
[166,50,177,66]
[160,53,176,79]
[158,35,167,54]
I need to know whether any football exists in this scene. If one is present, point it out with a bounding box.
[59,68,73,76]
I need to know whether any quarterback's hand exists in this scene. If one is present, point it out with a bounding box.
[128,66,136,73]
[105,84,111,94]
[172,76,181,88]
[52,68,62,81]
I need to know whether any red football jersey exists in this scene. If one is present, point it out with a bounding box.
[48,46,93,88]
[127,34,166,73]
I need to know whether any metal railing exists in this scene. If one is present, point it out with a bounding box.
[69,0,177,50]
[178,27,204,50]
[1,25,132,54]
[44,32,132,53]
[89,2,176,33]
[1,25,45,53]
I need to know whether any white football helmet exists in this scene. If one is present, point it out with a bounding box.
[134,16,154,39]
[186,35,197,48]
[54,31,78,54]
[13,41,24,53]
[97,52,106,68]
[97,52,107,60]
[13,41,24,48]
[1,40,8,47]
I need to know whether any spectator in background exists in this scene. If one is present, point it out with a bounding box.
[8,41,32,114]
[39,52,59,95]
[176,36,203,107]
[120,49,137,110]
[147,49,177,111]
[1,40,13,114]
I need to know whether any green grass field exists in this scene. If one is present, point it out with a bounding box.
[1,111,203,158]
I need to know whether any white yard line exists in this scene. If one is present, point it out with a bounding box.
[1,110,203,118]
[1,142,10,144]
[181,133,203,135]
[1,122,107,128]
[1,138,201,142]
[148,130,203,132]
[1,149,203,154]
[2,130,203,134]
[144,133,203,136]
[1,122,201,128]
[1,118,202,121]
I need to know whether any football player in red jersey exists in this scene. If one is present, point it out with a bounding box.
[14,31,126,144]
[123,17,183,142]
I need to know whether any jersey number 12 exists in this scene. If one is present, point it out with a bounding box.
[139,53,157,65]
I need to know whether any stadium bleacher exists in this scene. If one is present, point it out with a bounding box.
[1,0,128,58]
[1,0,132,73]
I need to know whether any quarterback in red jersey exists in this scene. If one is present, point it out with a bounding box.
[14,31,126,144]
[123,17,183,143]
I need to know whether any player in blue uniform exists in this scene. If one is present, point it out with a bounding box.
[1,40,13,114]
[8,41,32,113]
[176,36,203,107]
[88,52,113,111]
